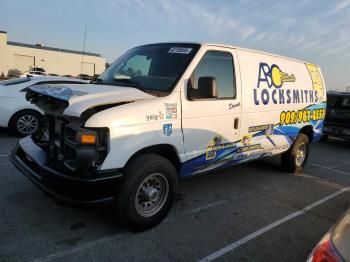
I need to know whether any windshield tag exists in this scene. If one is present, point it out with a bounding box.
[168,47,192,54]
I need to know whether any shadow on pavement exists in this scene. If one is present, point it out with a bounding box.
[0,127,16,137]
[320,136,350,149]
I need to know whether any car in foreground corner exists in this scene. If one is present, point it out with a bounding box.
[307,207,350,262]
[0,76,88,136]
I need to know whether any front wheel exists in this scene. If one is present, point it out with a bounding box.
[281,133,310,173]
[115,154,178,231]
[10,110,43,137]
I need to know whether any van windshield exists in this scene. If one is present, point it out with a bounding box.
[95,43,200,96]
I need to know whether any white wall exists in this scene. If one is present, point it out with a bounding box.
[0,32,9,76]
[0,32,106,77]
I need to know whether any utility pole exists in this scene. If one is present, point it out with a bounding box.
[80,26,87,77]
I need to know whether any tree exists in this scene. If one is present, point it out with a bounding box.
[7,69,21,78]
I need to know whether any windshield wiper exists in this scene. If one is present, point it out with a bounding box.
[95,78,165,96]
[113,79,164,96]
[91,78,104,84]
[113,78,140,87]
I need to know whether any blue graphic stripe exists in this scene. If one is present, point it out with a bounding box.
[179,101,327,178]
[266,136,277,147]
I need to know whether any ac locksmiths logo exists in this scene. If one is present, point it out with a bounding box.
[254,63,318,106]
[258,63,296,89]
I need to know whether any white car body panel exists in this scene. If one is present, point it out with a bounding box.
[0,77,86,128]
[63,84,154,117]
[85,91,185,169]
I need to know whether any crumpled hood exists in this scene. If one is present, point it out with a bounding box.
[27,83,154,117]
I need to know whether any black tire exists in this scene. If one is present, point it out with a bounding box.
[116,154,178,231]
[9,110,43,137]
[281,133,310,173]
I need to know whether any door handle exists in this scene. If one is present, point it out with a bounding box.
[234,117,239,129]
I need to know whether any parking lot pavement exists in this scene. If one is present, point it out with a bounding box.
[0,128,349,262]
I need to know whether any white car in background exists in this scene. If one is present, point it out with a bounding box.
[20,67,47,77]
[0,76,88,136]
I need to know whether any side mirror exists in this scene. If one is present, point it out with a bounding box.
[188,76,218,100]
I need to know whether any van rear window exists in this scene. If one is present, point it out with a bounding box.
[0,77,31,86]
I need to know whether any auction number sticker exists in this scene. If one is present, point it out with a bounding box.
[280,109,325,125]
[168,47,192,54]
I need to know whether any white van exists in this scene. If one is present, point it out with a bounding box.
[10,43,326,230]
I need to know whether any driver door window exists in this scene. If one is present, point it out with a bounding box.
[189,51,236,99]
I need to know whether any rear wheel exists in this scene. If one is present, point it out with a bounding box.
[281,133,310,173]
[115,154,178,231]
[10,110,42,137]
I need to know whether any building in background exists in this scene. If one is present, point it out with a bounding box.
[0,31,105,77]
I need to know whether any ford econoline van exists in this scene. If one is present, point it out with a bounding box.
[10,43,327,230]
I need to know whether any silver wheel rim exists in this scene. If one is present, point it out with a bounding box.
[16,114,39,135]
[135,173,169,217]
[295,143,306,166]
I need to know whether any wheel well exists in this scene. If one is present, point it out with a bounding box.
[8,109,42,127]
[299,125,314,142]
[129,144,181,173]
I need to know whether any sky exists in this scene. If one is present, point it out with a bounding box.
[1,0,350,90]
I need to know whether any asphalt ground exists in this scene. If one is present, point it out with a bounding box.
[0,127,349,262]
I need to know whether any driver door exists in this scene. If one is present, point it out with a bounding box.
[180,47,242,177]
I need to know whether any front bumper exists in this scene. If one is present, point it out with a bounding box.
[9,136,123,205]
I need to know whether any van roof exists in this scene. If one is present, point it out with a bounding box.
[202,43,313,65]
[143,42,315,66]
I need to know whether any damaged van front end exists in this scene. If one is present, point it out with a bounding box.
[10,84,152,204]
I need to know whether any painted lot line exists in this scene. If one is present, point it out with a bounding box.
[309,162,350,176]
[297,173,344,189]
[198,187,349,262]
